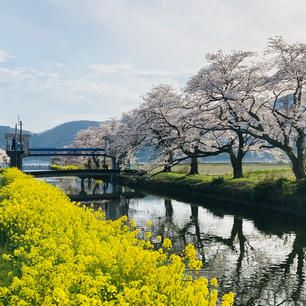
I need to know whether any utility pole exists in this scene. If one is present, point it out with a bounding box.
[14,122,17,167]
[18,116,23,170]
[18,116,22,153]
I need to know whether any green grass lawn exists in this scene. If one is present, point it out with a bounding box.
[153,163,295,189]
[147,162,304,202]
[171,162,292,176]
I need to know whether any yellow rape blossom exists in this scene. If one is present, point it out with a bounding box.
[144,232,151,239]
[162,238,172,249]
[121,215,128,222]
[0,168,235,306]
[129,219,136,228]
[210,278,218,287]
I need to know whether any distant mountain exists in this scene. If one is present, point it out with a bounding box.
[0,120,101,150]
[0,126,14,149]
[30,121,101,148]
[0,126,31,149]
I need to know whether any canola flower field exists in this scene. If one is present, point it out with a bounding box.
[49,165,81,170]
[0,168,234,306]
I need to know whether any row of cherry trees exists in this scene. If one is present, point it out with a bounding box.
[66,37,305,179]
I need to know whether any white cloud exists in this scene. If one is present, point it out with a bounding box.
[80,0,306,69]
[55,62,64,67]
[1,0,305,131]
[0,49,13,63]
[89,63,133,74]
[89,63,194,79]
[0,59,187,132]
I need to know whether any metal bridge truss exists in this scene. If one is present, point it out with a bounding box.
[28,148,108,157]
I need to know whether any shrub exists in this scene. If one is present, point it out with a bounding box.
[210,176,225,185]
[276,177,290,189]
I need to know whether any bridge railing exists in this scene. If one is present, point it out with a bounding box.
[28,148,107,157]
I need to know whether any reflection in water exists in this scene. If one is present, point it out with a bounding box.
[165,198,173,221]
[45,177,305,306]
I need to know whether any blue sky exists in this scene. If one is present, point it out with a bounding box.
[0,0,305,132]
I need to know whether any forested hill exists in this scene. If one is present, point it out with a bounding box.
[0,121,101,149]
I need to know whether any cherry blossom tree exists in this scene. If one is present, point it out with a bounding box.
[132,85,184,172]
[186,50,266,178]
[186,37,306,179]
[110,112,147,167]
[52,120,127,169]
[243,37,306,179]
[134,85,233,174]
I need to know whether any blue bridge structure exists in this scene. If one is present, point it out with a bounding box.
[3,122,140,178]
[28,147,107,157]
[4,130,124,172]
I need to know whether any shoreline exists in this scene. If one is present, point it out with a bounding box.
[118,172,306,218]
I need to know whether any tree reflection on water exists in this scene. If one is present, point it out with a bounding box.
[51,178,305,306]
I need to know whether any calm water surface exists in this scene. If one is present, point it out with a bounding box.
[44,177,305,306]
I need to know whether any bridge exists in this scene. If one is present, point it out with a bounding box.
[28,147,107,157]
[3,122,140,178]
[4,129,121,170]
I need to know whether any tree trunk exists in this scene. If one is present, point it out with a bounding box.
[229,132,245,179]
[163,153,173,172]
[189,155,199,175]
[92,156,100,169]
[86,157,92,169]
[286,131,306,180]
[245,124,306,180]
[162,164,172,172]
[290,155,306,180]
[191,204,198,219]
[165,198,173,221]
[232,157,243,178]
[229,149,244,178]
[189,147,199,175]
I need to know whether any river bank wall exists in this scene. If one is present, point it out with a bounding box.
[119,173,306,218]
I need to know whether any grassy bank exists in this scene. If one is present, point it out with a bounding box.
[120,166,306,217]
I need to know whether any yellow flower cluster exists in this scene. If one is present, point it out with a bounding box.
[210,278,218,287]
[162,238,172,250]
[49,164,80,170]
[183,244,202,271]
[0,169,235,306]
[221,292,235,306]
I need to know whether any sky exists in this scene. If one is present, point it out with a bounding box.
[0,0,305,133]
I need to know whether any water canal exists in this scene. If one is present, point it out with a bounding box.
[42,176,305,306]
